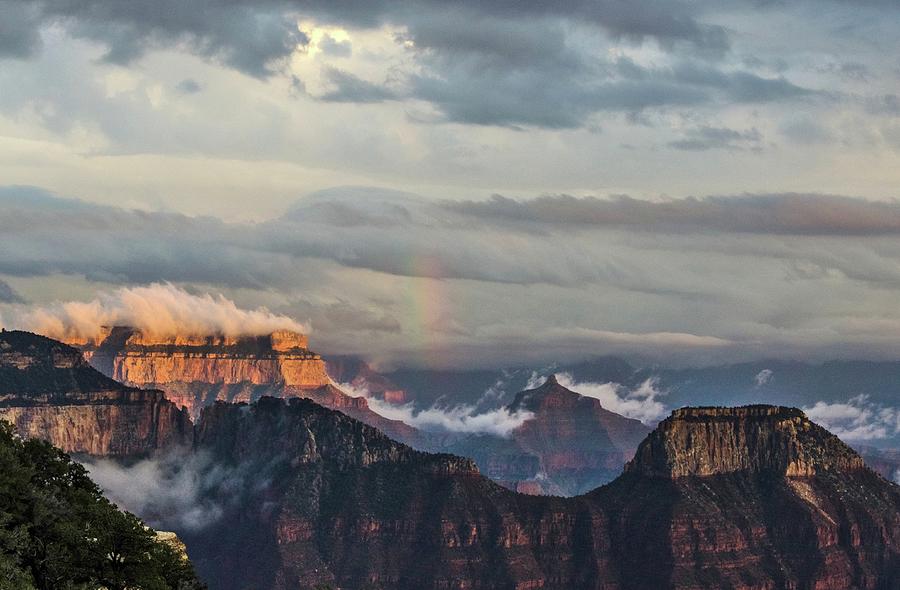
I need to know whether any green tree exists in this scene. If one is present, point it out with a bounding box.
[0,422,204,589]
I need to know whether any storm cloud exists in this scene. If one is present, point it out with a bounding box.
[444,193,900,236]
[0,0,820,129]
[6,186,900,368]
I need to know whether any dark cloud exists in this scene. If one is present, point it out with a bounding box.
[443,193,900,235]
[666,62,814,103]
[0,279,24,303]
[0,0,821,129]
[318,67,396,103]
[668,125,762,151]
[175,78,202,94]
[10,0,310,77]
[9,186,900,295]
[0,1,42,58]
[0,186,296,288]
[405,44,815,127]
[4,0,730,68]
[424,0,729,54]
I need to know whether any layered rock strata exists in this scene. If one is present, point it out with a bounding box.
[446,375,650,495]
[76,327,427,447]
[0,330,191,455]
[177,400,900,590]
[81,327,329,418]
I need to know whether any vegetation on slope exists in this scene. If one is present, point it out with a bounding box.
[0,421,204,590]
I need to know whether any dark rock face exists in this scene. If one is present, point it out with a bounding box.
[447,375,650,495]
[0,330,192,455]
[609,406,900,589]
[177,399,900,590]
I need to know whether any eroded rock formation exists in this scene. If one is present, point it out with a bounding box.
[0,330,191,455]
[75,327,427,447]
[79,327,329,417]
[6,332,900,588]
[446,375,650,495]
[175,399,900,590]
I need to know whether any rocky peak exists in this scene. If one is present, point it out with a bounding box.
[445,373,651,496]
[507,374,581,412]
[626,404,867,478]
[181,399,900,590]
[196,396,477,474]
[1,329,128,398]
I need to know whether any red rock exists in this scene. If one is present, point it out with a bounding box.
[180,399,900,590]
[0,330,191,455]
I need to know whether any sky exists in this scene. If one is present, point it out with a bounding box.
[1,0,900,369]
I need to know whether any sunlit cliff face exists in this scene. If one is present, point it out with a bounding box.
[65,325,330,418]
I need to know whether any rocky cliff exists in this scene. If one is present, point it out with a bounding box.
[79,327,330,418]
[445,375,650,495]
[0,330,192,455]
[77,327,429,448]
[601,405,899,589]
[167,398,900,590]
[6,332,900,588]
[626,405,866,478]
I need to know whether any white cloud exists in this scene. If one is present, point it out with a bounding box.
[82,451,237,532]
[13,282,308,343]
[755,369,773,387]
[555,373,669,425]
[339,381,533,437]
[803,395,900,441]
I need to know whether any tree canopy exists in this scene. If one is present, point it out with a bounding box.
[0,421,204,590]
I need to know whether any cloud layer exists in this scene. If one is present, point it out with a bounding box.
[340,382,534,437]
[1,0,898,228]
[13,282,307,343]
[445,193,900,235]
[555,373,670,425]
[804,395,900,441]
[6,186,900,368]
[82,451,237,532]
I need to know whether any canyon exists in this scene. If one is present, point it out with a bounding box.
[184,398,900,589]
[4,331,900,589]
[445,375,650,495]
[73,329,649,492]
